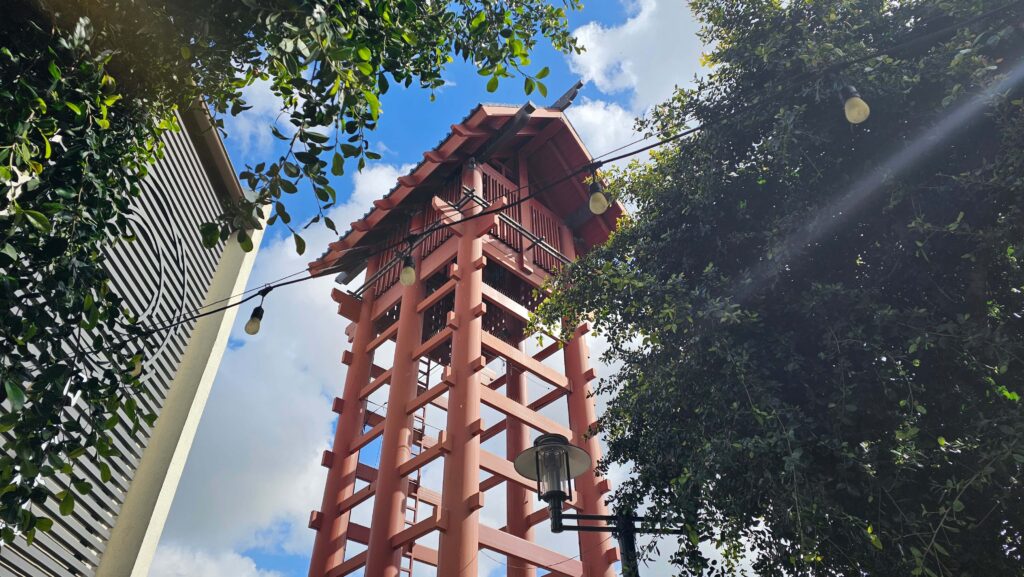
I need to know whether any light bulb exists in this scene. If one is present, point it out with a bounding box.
[588,179,609,215]
[399,255,417,287]
[841,86,870,124]
[245,305,264,335]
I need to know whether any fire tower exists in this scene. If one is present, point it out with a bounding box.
[307,100,623,577]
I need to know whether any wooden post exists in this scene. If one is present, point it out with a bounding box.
[364,214,425,577]
[308,258,379,577]
[437,158,486,576]
[505,346,536,577]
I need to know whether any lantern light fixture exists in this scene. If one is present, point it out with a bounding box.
[514,434,688,577]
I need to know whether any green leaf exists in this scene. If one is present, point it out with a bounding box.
[35,518,53,532]
[0,243,17,261]
[303,130,330,144]
[58,491,75,516]
[524,77,535,95]
[363,90,381,120]
[487,76,499,93]
[5,381,26,411]
[331,152,345,176]
[293,233,306,255]
[238,230,254,252]
[536,66,550,79]
[536,81,547,98]
[98,463,111,483]
[22,210,51,233]
[48,61,60,80]
[65,102,82,115]
[200,223,220,248]
[470,10,487,31]
[357,47,371,61]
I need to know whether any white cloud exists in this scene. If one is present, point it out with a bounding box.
[222,79,286,159]
[157,163,414,562]
[565,97,643,167]
[570,0,705,113]
[149,545,284,577]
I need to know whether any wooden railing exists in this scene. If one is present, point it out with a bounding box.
[415,164,570,272]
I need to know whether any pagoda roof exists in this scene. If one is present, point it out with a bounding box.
[309,102,623,282]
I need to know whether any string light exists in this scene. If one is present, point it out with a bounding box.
[399,254,417,287]
[244,305,264,335]
[588,174,610,215]
[65,1,1023,355]
[244,287,273,336]
[841,85,871,124]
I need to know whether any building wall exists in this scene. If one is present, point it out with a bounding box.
[0,110,260,577]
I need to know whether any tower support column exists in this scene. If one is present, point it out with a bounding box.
[437,159,486,576]
[505,355,536,577]
[308,260,378,577]
[364,218,426,577]
[561,224,617,577]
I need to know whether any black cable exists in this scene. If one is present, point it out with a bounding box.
[77,0,1024,356]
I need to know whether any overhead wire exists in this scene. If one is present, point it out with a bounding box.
[76,0,1024,358]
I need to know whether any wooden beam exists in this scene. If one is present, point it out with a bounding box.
[416,278,456,313]
[414,326,453,359]
[407,381,449,415]
[331,289,362,322]
[398,433,448,477]
[352,421,384,452]
[390,509,442,549]
[359,369,392,401]
[479,449,535,493]
[481,283,531,324]
[479,525,584,577]
[337,482,375,514]
[366,322,398,353]
[325,550,366,577]
[482,332,568,390]
[479,384,572,438]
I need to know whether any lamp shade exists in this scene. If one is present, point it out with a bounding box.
[514,434,592,499]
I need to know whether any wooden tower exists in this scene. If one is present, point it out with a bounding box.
[307,101,623,577]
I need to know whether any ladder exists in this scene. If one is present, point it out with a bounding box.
[399,357,434,576]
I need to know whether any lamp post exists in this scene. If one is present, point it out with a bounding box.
[513,434,687,577]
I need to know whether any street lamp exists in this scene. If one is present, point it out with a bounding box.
[514,434,686,577]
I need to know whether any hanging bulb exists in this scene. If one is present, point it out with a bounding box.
[244,305,264,335]
[399,254,417,287]
[841,85,870,124]
[588,178,610,215]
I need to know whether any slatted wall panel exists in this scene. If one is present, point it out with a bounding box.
[372,213,412,298]
[529,203,565,274]
[419,176,462,258]
[480,166,522,252]
[0,112,228,577]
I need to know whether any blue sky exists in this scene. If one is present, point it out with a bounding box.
[150,2,705,576]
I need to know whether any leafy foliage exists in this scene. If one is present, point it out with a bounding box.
[0,13,165,545]
[536,1,1024,575]
[1,0,577,546]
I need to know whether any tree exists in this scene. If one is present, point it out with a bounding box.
[0,0,578,545]
[536,1,1024,575]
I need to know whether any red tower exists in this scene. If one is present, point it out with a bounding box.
[307,102,623,577]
